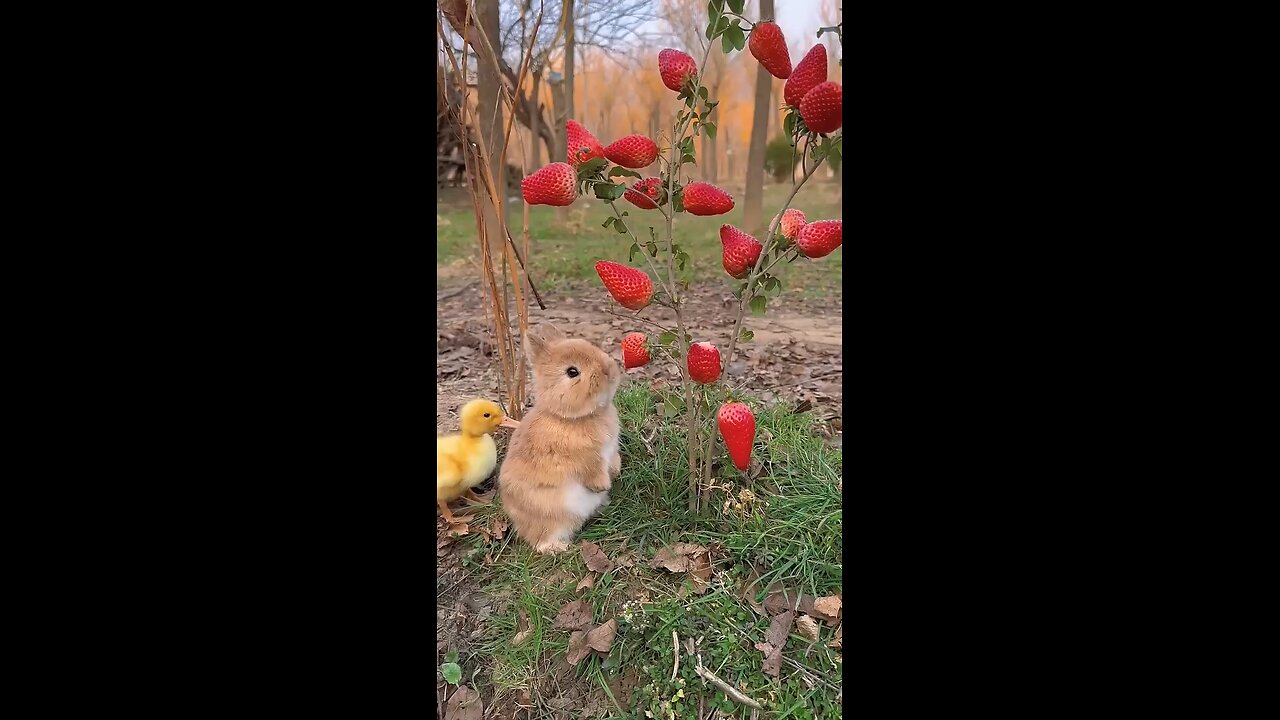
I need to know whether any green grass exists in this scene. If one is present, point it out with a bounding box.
[446,385,843,718]
[435,181,843,296]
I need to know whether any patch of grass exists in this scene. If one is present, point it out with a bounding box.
[435,182,843,294]
[449,385,843,718]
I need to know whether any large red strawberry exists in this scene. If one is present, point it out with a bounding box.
[594,261,654,310]
[717,402,756,471]
[795,219,842,258]
[771,208,807,240]
[784,45,828,108]
[566,119,605,166]
[748,21,792,79]
[624,177,663,209]
[621,333,651,369]
[720,225,763,279]
[604,135,659,168]
[687,342,721,384]
[682,182,734,216]
[520,162,577,206]
[658,48,698,92]
[800,82,842,134]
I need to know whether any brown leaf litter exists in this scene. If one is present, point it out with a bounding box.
[796,614,820,642]
[553,598,594,631]
[511,608,532,646]
[649,543,718,593]
[444,684,483,720]
[575,573,596,592]
[566,619,618,666]
[580,541,615,573]
[754,610,794,678]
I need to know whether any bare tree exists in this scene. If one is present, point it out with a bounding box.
[742,0,773,233]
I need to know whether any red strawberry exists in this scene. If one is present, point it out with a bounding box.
[687,342,721,384]
[800,81,843,134]
[784,45,828,108]
[717,402,756,471]
[604,135,659,168]
[594,261,654,311]
[621,333,651,369]
[520,162,577,206]
[748,21,792,79]
[624,177,663,209]
[658,48,698,92]
[566,119,605,167]
[720,225,763,279]
[795,219,842,258]
[771,208,807,239]
[682,182,734,216]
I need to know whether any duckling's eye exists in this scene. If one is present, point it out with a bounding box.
[483,413,491,418]
[567,367,580,378]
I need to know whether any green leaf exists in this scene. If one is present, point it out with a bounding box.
[646,240,658,257]
[659,331,677,345]
[698,86,709,100]
[441,663,462,685]
[704,122,717,140]
[783,111,796,138]
[444,650,459,664]
[738,329,754,343]
[721,32,734,53]
[629,242,642,262]
[593,182,626,201]
[576,157,608,178]
[729,24,746,51]
[750,295,767,316]
[649,226,658,245]
[705,99,720,111]
[728,0,745,13]
[608,166,641,179]
[677,250,690,271]
[664,402,679,418]
[614,218,629,234]
[673,190,685,213]
[602,216,615,229]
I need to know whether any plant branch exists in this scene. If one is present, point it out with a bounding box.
[721,146,829,377]
[603,307,674,335]
[604,199,673,298]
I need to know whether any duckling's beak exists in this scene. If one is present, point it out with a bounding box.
[499,417,521,430]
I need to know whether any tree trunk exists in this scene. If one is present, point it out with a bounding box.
[549,73,568,223]
[477,0,506,222]
[564,0,575,124]
[529,70,542,168]
[742,0,774,234]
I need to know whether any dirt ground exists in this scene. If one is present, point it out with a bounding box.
[436,279,843,718]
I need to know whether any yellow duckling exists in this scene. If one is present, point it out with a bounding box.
[438,399,520,523]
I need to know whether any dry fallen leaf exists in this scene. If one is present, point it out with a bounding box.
[754,641,783,677]
[490,516,508,540]
[581,541,615,573]
[553,598,593,631]
[444,684,483,720]
[650,543,709,573]
[765,610,795,649]
[586,618,617,652]
[796,614,820,642]
[812,595,842,622]
[576,573,596,592]
[566,630,592,666]
[827,623,842,649]
[447,522,471,537]
[512,608,532,646]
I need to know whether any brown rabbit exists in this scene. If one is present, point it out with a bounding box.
[499,323,623,554]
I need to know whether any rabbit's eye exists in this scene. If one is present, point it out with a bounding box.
[566,367,580,378]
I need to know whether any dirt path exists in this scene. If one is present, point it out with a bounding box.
[436,282,843,443]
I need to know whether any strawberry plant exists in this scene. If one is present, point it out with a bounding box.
[520,0,843,511]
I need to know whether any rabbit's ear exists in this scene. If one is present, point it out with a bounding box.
[524,323,565,360]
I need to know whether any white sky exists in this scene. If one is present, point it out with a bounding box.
[638,0,837,59]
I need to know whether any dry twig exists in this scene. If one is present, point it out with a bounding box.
[693,654,761,710]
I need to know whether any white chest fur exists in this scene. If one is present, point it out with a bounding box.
[563,482,608,519]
